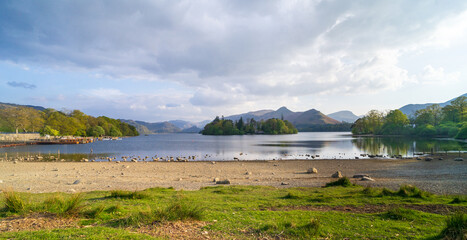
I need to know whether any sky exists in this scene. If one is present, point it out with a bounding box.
[0,0,466,122]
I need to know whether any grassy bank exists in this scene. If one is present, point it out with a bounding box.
[1,181,466,239]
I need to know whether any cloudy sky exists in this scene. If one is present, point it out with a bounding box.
[0,0,466,122]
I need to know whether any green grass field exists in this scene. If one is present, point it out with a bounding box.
[1,179,466,239]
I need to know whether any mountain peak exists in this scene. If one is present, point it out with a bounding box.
[276,106,293,114]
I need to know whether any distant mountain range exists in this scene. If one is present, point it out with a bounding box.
[8,93,465,134]
[399,93,467,116]
[120,119,206,134]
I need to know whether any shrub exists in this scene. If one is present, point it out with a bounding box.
[282,192,301,199]
[362,186,379,196]
[440,212,467,239]
[450,197,467,204]
[3,191,26,213]
[325,177,353,187]
[397,185,430,198]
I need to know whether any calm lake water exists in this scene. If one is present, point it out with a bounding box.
[1,132,466,161]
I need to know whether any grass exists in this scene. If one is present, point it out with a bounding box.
[108,190,149,199]
[441,212,467,239]
[2,191,26,213]
[0,185,465,239]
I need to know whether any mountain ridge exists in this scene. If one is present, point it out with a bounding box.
[399,93,467,116]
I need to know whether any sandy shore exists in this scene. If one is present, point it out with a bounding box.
[0,157,466,195]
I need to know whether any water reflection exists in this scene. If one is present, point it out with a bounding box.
[1,132,465,161]
[352,137,466,156]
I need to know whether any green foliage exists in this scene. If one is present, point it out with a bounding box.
[2,191,26,213]
[202,117,298,135]
[440,212,467,240]
[380,109,409,135]
[324,177,353,187]
[455,125,467,139]
[40,125,60,136]
[87,126,105,137]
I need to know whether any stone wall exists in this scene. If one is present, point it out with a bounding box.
[0,133,41,142]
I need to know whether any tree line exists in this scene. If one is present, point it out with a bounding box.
[202,117,298,135]
[351,96,467,139]
[0,107,139,137]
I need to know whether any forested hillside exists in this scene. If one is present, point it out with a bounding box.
[352,96,467,139]
[0,106,138,137]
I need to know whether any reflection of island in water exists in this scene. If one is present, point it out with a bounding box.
[257,140,328,149]
[352,137,467,156]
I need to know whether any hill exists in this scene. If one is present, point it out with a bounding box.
[120,120,181,134]
[327,110,360,123]
[399,93,467,116]
[0,102,46,111]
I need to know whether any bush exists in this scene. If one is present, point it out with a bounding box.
[440,212,467,239]
[325,177,353,187]
[2,191,26,213]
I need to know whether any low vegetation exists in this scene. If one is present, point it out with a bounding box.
[0,184,466,239]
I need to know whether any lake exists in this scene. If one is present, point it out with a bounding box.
[1,132,466,161]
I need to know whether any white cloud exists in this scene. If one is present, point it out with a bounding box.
[0,1,466,120]
[420,65,460,85]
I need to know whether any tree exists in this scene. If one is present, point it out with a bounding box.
[40,125,59,136]
[381,110,409,135]
[87,126,105,137]
[450,96,467,122]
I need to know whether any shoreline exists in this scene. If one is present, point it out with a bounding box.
[0,157,465,195]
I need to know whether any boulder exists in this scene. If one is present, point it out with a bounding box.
[331,171,342,178]
[353,174,369,178]
[213,177,220,182]
[307,168,318,174]
[216,179,231,185]
[360,176,375,181]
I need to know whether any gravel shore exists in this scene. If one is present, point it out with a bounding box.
[0,156,465,195]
